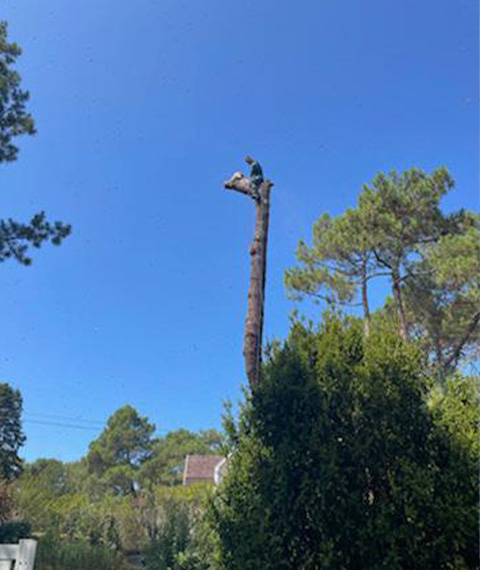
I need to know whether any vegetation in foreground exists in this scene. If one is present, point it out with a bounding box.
[210,315,479,569]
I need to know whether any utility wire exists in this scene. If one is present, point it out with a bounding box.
[23,419,100,431]
[23,416,170,433]
[24,412,105,426]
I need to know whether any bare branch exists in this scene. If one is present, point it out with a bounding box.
[372,249,392,270]
[443,311,480,372]
[224,174,257,200]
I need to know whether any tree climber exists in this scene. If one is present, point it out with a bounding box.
[245,155,264,199]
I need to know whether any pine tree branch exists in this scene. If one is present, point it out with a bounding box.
[443,311,480,372]
[372,249,393,270]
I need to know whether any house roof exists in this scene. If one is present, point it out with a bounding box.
[183,454,224,484]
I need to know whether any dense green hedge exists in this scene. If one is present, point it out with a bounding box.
[35,534,129,570]
[0,521,31,543]
[210,316,479,570]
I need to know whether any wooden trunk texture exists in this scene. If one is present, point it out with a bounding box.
[224,175,273,388]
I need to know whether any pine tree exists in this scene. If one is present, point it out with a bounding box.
[285,168,479,374]
[86,405,155,496]
[0,20,71,265]
[0,383,25,481]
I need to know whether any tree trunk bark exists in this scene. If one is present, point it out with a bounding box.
[224,176,273,389]
[392,268,409,341]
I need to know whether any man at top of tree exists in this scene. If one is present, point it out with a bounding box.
[245,155,264,195]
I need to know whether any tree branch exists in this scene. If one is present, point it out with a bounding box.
[224,175,258,201]
[372,249,393,270]
[443,311,480,372]
[365,271,394,281]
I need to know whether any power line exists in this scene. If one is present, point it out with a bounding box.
[24,412,105,426]
[23,416,170,433]
[23,419,100,431]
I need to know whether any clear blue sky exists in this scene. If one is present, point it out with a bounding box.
[1,0,478,462]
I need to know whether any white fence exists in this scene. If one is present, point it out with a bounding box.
[0,539,37,570]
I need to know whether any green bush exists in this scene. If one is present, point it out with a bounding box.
[145,500,191,570]
[210,316,479,570]
[35,534,129,570]
[0,521,31,543]
[145,486,214,570]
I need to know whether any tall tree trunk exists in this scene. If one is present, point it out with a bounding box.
[361,254,370,336]
[392,268,409,341]
[434,337,445,373]
[224,176,273,388]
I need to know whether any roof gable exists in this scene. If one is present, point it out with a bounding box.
[183,454,224,484]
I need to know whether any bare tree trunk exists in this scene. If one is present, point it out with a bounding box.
[361,254,370,336]
[224,175,273,388]
[392,268,409,341]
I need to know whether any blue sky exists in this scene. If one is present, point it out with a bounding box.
[1,0,478,462]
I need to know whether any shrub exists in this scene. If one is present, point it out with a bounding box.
[210,316,479,569]
[0,521,31,543]
[35,533,129,570]
[145,485,213,570]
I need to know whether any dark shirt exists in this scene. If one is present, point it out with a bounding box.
[250,161,264,185]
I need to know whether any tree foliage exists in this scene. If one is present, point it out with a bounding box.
[210,315,479,570]
[86,405,155,496]
[284,210,376,333]
[285,167,479,374]
[15,456,214,565]
[35,534,130,570]
[404,218,480,375]
[14,410,223,555]
[0,21,35,163]
[139,428,223,487]
[428,374,479,462]
[0,20,71,265]
[0,212,71,266]
[284,211,366,305]
[0,383,25,482]
[13,459,82,531]
[144,485,213,570]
